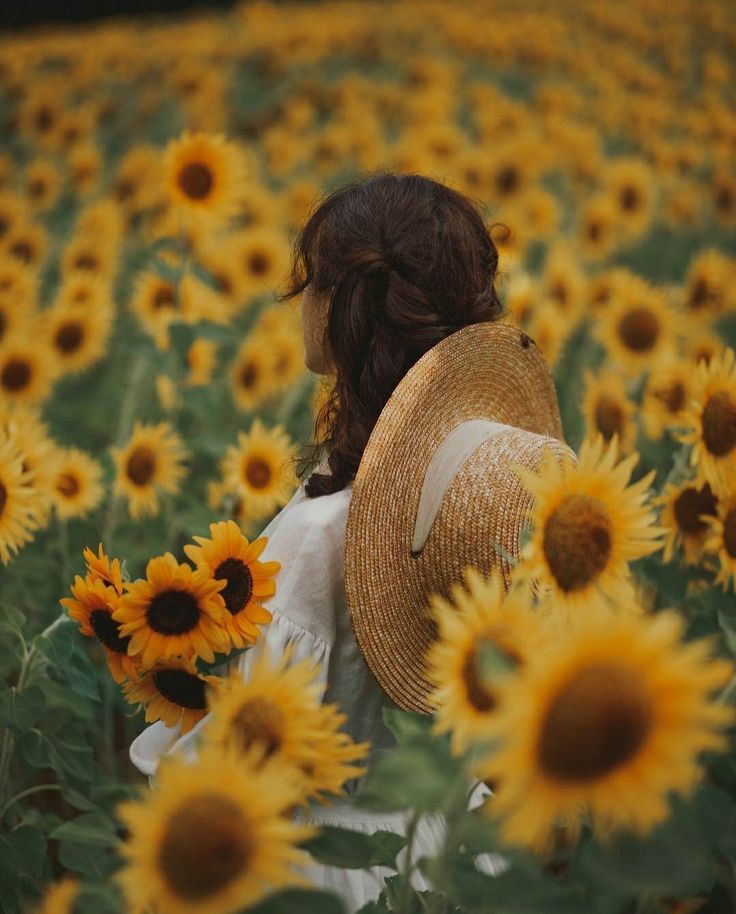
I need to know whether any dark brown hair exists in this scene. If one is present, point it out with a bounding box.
[276,171,507,498]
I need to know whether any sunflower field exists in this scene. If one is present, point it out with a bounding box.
[2,0,736,912]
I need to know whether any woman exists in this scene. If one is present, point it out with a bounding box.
[129,172,517,909]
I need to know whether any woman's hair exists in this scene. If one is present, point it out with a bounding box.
[276,171,507,498]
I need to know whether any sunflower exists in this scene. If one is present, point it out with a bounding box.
[526,303,569,371]
[584,267,632,318]
[113,551,229,668]
[202,645,369,806]
[54,272,110,311]
[156,375,179,412]
[712,168,736,227]
[83,542,126,596]
[186,337,217,386]
[510,433,666,620]
[30,876,80,914]
[195,240,250,315]
[0,192,28,243]
[684,326,723,371]
[476,607,735,854]
[425,564,555,759]
[110,420,188,520]
[178,272,232,326]
[0,428,46,564]
[504,273,537,329]
[115,741,315,914]
[60,573,137,684]
[60,233,118,282]
[641,359,695,441]
[220,419,298,523]
[229,226,291,300]
[129,270,182,351]
[75,198,125,247]
[111,144,165,215]
[163,130,249,228]
[580,368,637,454]
[682,249,731,317]
[183,519,280,649]
[654,480,719,567]
[674,347,736,494]
[1,220,48,269]
[578,195,620,262]
[602,157,656,241]
[540,243,586,326]
[701,492,736,592]
[260,325,307,394]
[41,303,113,376]
[24,158,60,211]
[68,142,102,197]
[0,336,56,406]
[595,276,677,377]
[0,403,56,518]
[229,335,280,411]
[122,655,224,733]
[50,447,104,521]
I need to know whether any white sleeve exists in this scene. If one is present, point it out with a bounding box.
[128,485,350,785]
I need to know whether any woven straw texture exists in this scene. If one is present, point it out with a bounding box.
[344,319,577,713]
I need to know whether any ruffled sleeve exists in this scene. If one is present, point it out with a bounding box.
[128,481,351,786]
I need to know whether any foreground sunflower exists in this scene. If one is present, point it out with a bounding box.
[510,433,666,621]
[110,420,188,520]
[115,743,316,914]
[60,573,137,684]
[122,655,224,733]
[30,875,80,914]
[202,644,370,806]
[162,130,248,228]
[425,565,555,758]
[183,519,279,649]
[674,346,736,494]
[83,542,126,596]
[477,606,735,854]
[220,418,298,523]
[653,480,719,567]
[112,552,230,668]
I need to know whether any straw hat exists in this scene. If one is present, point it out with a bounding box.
[343,319,576,714]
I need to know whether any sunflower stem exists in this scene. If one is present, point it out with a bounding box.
[0,639,34,810]
[0,783,63,822]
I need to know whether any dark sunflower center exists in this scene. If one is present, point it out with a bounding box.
[126,446,156,486]
[673,484,718,535]
[11,241,33,262]
[56,472,80,498]
[158,795,252,900]
[617,307,659,353]
[115,178,135,202]
[0,480,7,517]
[146,589,201,635]
[723,509,736,559]
[232,696,284,757]
[239,362,258,389]
[178,162,214,200]
[538,662,653,782]
[549,280,568,306]
[619,185,641,211]
[0,309,6,340]
[716,183,734,214]
[461,645,496,713]
[214,557,254,615]
[153,668,208,709]
[542,493,613,592]
[653,380,686,414]
[594,395,624,441]
[89,608,131,653]
[701,390,736,457]
[248,252,269,276]
[35,106,53,132]
[587,219,601,242]
[215,272,232,295]
[29,179,46,199]
[55,321,84,354]
[1,358,31,392]
[244,456,272,489]
[153,284,176,310]
[688,278,710,310]
[496,165,519,195]
[74,253,98,271]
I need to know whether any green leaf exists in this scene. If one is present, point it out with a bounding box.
[19,724,96,784]
[381,707,435,746]
[73,882,122,914]
[0,684,46,732]
[352,745,458,813]
[0,825,48,914]
[49,811,120,848]
[241,888,347,914]
[300,826,406,869]
[32,617,77,667]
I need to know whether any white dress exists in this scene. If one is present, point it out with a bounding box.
[128,468,509,912]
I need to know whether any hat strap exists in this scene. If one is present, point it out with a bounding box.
[410,419,514,557]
